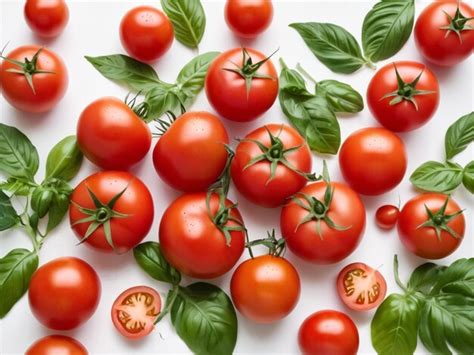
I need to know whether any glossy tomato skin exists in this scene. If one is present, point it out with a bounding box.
[231,124,312,208]
[26,335,88,355]
[24,0,69,37]
[280,182,366,264]
[0,46,68,113]
[153,111,229,192]
[205,48,278,122]
[415,1,474,66]
[120,6,173,62]
[299,310,359,355]
[375,205,400,230]
[225,0,273,38]
[160,192,245,279]
[339,127,407,195]
[367,61,439,132]
[398,193,465,259]
[69,171,154,254]
[28,257,101,330]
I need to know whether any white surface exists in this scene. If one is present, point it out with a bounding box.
[0,0,473,354]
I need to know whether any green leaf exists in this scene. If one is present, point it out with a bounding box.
[177,51,219,98]
[462,161,474,194]
[46,136,83,182]
[429,258,474,296]
[279,65,312,96]
[316,79,364,113]
[410,161,463,193]
[0,177,35,196]
[407,262,446,294]
[444,112,474,160]
[31,187,54,219]
[134,242,181,285]
[46,192,70,233]
[0,191,18,231]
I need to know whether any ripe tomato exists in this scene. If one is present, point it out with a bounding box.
[336,262,387,311]
[375,204,400,230]
[231,124,312,208]
[0,46,68,113]
[205,47,278,122]
[398,193,465,259]
[298,310,359,355]
[28,257,101,330]
[415,1,474,66]
[111,286,161,340]
[26,335,88,355]
[24,0,69,38]
[120,6,174,62]
[160,192,245,279]
[77,97,151,170]
[280,181,366,264]
[225,0,273,38]
[339,127,407,195]
[69,171,154,254]
[153,111,229,192]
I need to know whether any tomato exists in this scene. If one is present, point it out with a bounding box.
[205,47,278,122]
[298,310,359,355]
[111,286,161,340]
[153,111,229,192]
[339,127,407,195]
[160,192,245,279]
[26,335,87,355]
[225,0,273,38]
[415,1,474,67]
[120,6,174,62]
[69,171,154,254]
[24,0,69,38]
[231,124,312,208]
[375,204,400,230]
[0,46,68,113]
[398,193,465,259]
[280,181,366,264]
[28,257,101,330]
[77,97,151,170]
[336,262,387,311]
[367,61,439,132]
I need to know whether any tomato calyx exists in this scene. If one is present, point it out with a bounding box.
[440,5,474,43]
[245,229,286,258]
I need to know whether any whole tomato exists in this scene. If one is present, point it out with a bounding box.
[375,204,400,230]
[24,0,69,37]
[225,0,273,38]
[26,335,88,355]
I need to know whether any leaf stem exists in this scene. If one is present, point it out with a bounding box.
[296,63,318,84]
[393,255,408,293]
[365,59,377,70]
[155,284,180,324]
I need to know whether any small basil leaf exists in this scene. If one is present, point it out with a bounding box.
[46,136,83,182]
[444,112,474,160]
[462,161,474,194]
[407,262,446,294]
[144,84,186,121]
[0,177,35,196]
[0,191,19,231]
[410,161,463,193]
[279,66,312,96]
[316,80,364,113]
[134,242,181,285]
[31,188,54,219]
[177,51,219,98]
[46,192,71,233]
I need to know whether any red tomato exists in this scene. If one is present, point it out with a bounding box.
[24,0,69,38]
[77,97,151,170]
[336,262,387,311]
[230,255,301,323]
[280,181,366,264]
[225,0,273,38]
[339,127,407,195]
[160,192,245,279]
[231,124,312,208]
[28,257,101,330]
[120,6,174,62]
[69,171,154,254]
[26,335,88,355]
[375,205,400,230]
[0,46,68,113]
[205,47,278,122]
[111,286,161,340]
[415,1,474,66]
[298,310,359,355]
[153,111,229,192]
[398,193,465,259]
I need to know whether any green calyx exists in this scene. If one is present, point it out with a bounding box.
[440,5,474,43]
[245,230,286,258]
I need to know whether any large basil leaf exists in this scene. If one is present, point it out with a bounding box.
[429,258,474,296]
[410,161,463,192]
[176,51,219,98]
[407,262,446,294]
[462,161,474,194]
[445,112,474,160]
[0,191,18,231]
[134,242,181,285]
[316,80,364,113]
[45,136,83,182]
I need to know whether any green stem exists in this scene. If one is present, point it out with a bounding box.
[154,284,180,324]
[296,63,318,84]
[393,255,408,293]
[365,59,377,70]
[279,57,288,70]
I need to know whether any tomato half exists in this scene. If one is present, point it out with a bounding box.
[225,0,273,38]
[375,204,400,230]
[24,0,69,38]
[26,335,87,355]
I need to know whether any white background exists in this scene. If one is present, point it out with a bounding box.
[0,0,473,354]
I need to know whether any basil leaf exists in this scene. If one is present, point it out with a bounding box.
[0,191,18,231]
[407,262,446,294]
[0,248,39,318]
[46,136,83,182]
[316,80,364,113]
[410,161,463,192]
[0,177,35,196]
[444,112,474,160]
[177,51,219,98]
[462,161,474,194]
[134,242,181,285]
[46,192,70,233]
[279,66,312,96]
[429,258,474,296]
[171,283,237,355]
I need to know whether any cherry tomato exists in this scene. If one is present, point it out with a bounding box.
[375,205,400,230]
[69,171,154,254]
[367,61,439,132]
[231,124,312,208]
[205,47,278,122]
[0,46,68,113]
[26,335,88,355]
[153,111,229,192]
[28,257,101,330]
[339,127,407,195]
[24,0,69,38]
[120,6,174,62]
[415,1,474,66]
[111,286,161,340]
[298,310,359,355]
[398,193,465,259]
[225,0,273,38]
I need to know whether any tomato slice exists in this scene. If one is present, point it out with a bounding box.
[336,263,387,311]
[111,286,161,340]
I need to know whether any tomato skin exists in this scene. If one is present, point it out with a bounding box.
[231,124,312,208]
[375,205,400,230]
[28,257,101,330]
[24,0,69,38]
[0,46,68,113]
[398,193,465,259]
[298,310,359,355]
[120,6,174,62]
[205,48,278,122]
[160,192,245,279]
[367,61,439,132]
[225,0,273,38]
[415,1,474,67]
[153,111,229,192]
[26,335,88,355]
